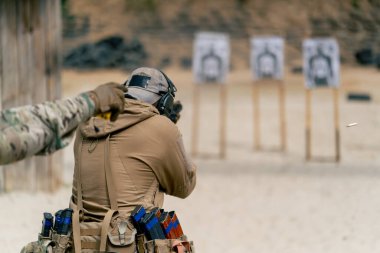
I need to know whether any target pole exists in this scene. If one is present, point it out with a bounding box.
[279,81,287,151]
[191,85,200,157]
[333,88,340,162]
[253,82,261,150]
[219,84,227,159]
[305,89,312,161]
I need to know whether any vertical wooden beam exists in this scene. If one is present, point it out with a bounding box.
[2,0,21,192]
[45,0,61,100]
[15,0,35,191]
[45,0,54,192]
[34,0,49,191]
[333,88,340,162]
[32,0,47,104]
[18,0,43,191]
[1,1,20,109]
[219,84,227,159]
[24,0,37,191]
[0,0,62,192]
[0,0,4,106]
[38,0,63,192]
[305,89,312,161]
[0,0,4,193]
[253,82,260,150]
[191,85,200,157]
[279,81,286,152]
[54,0,63,191]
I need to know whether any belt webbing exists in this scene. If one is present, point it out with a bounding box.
[104,135,118,210]
[99,135,118,251]
[73,135,84,253]
[81,241,99,249]
[80,228,101,236]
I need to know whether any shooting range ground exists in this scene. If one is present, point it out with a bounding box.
[2,65,380,252]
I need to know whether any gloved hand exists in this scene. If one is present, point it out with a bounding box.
[89,82,128,121]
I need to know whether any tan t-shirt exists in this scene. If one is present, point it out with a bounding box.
[70,99,196,221]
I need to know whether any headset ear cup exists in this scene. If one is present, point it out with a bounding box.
[157,93,174,116]
[157,70,176,117]
[157,95,165,114]
[165,95,174,115]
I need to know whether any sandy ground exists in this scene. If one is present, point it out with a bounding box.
[2,66,380,252]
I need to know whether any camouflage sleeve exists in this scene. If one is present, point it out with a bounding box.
[0,93,95,165]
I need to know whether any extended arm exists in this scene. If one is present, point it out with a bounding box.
[153,124,197,199]
[0,82,127,165]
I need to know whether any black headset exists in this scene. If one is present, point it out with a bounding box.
[156,70,177,118]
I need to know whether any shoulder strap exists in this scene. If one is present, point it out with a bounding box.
[73,134,119,253]
[104,135,118,210]
[99,134,118,252]
[73,136,84,253]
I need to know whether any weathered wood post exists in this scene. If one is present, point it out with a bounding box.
[0,0,62,192]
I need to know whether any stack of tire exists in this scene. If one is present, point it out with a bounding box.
[63,35,148,70]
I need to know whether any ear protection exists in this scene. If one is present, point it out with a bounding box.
[156,70,177,117]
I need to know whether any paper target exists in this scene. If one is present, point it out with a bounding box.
[303,38,340,88]
[251,36,284,80]
[193,32,230,84]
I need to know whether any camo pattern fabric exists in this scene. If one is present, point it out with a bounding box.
[0,93,95,165]
[20,241,43,253]
[20,241,53,253]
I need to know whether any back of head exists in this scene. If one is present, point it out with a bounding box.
[124,67,177,118]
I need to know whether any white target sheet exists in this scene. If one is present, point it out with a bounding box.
[303,38,340,88]
[250,36,284,80]
[193,32,230,84]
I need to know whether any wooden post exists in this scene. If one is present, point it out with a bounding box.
[278,81,286,151]
[253,82,260,150]
[46,0,62,192]
[191,85,200,157]
[2,0,21,192]
[333,88,340,162]
[34,0,50,192]
[305,89,312,161]
[0,0,4,193]
[45,0,54,192]
[0,0,62,192]
[305,88,340,162]
[219,85,227,159]
[16,0,36,191]
[192,84,227,159]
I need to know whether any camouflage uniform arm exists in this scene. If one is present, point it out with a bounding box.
[0,93,95,165]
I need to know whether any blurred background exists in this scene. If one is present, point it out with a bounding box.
[2,0,380,252]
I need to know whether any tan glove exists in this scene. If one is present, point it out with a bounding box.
[88,82,128,121]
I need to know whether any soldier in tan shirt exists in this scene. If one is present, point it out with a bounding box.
[70,67,196,253]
